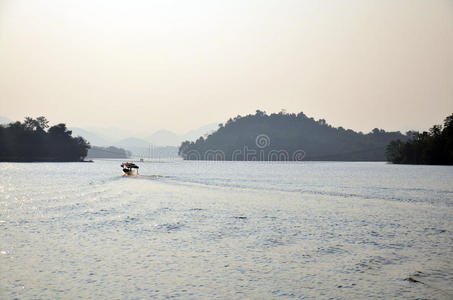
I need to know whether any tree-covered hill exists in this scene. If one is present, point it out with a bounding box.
[179,110,408,161]
[386,113,453,165]
[0,117,90,162]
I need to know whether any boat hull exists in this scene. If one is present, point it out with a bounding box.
[122,169,137,176]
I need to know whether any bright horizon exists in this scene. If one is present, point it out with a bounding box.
[1,0,452,135]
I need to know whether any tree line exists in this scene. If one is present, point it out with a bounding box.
[179,110,408,161]
[0,116,90,162]
[386,113,453,165]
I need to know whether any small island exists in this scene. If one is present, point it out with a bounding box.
[386,113,453,165]
[179,110,408,161]
[0,116,90,162]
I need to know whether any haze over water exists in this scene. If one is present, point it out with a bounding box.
[1,160,452,299]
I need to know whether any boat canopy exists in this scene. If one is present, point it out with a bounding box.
[121,162,139,169]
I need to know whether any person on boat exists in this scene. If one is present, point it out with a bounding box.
[121,162,139,175]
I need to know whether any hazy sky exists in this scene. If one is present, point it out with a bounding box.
[1,0,452,134]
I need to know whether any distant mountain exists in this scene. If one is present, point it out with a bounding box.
[87,146,131,159]
[66,123,219,155]
[182,123,218,142]
[146,129,181,146]
[86,126,136,143]
[66,130,178,158]
[179,110,409,161]
[115,137,150,148]
[69,127,111,146]
[114,137,150,157]
[0,115,12,125]
[148,146,179,159]
[145,123,219,146]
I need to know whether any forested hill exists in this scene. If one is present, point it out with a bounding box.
[179,110,408,161]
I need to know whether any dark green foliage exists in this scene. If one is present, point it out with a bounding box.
[179,110,407,161]
[0,117,90,162]
[386,113,453,165]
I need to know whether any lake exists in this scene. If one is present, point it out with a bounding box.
[1,160,452,299]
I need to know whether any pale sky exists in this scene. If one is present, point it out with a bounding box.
[1,0,452,134]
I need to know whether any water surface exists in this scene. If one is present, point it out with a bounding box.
[1,161,452,299]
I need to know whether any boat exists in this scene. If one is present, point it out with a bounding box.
[121,162,139,176]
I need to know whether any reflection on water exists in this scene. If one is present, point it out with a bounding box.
[1,161,453,299]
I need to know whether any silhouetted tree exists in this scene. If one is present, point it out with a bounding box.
[0,117,90,162]
[386,113,453,165]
